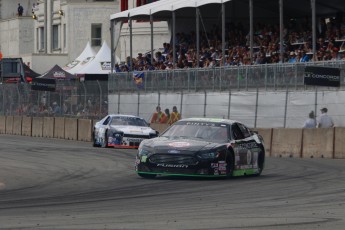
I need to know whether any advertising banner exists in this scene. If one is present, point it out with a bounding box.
[304,66,340,87]
[31,78,56,91]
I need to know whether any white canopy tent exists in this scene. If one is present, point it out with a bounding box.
[75,41,120,75]
[63,42,96,74]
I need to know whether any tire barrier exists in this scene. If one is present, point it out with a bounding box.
[0,115,343,159]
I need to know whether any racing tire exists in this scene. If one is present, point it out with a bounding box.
[256,150,265,176]
[138,173,156,179]
[226,150,235,177]
[92,132,100,147]
[101,130,109,148]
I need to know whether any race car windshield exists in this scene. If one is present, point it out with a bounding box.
[111,117,148,127]
[162,123,229,143]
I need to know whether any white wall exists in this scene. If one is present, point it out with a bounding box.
[108,90,345,128]
[0,17,34,56]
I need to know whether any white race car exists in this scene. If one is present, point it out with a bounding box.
[93,114,158,148]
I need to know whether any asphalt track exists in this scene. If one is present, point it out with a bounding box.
[0,134,345,230]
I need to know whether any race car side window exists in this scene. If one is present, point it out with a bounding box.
[231,124,244,140]
[237,123,251,138]
[103,116,111,125]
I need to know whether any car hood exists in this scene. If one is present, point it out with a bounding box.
[110,125,154,135]
[141,136,220,154]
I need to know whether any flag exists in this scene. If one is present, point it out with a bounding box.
[133,71,144,89]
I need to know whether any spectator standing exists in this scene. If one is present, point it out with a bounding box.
[303,111,316,128]
[17,3,24,16]
[318,108,334,128]
[289,51,297,63]
[52,102,61,116]
[150,106,167,124]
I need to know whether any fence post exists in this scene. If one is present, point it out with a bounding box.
[117,91,120,114]
[137,91,140,116]
[283,84,289,128]
[227,90,231,119]
[314,86,318,118]
[180,90,183,118]
[254,86,259,128]
[203,90,207,117]
[97,80,102,115]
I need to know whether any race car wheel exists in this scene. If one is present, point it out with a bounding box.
[226,150,235,177]
[101,130,109,148]
[138,173,156,179]
[92,132,100,147]
[256,150,265,176]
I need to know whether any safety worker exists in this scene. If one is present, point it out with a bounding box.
[150,105,167,124]
[170,106,181,124]
[161,108,173,125]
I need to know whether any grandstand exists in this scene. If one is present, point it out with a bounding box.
[110,0,345,71]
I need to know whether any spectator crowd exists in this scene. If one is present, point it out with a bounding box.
[115,15,345,72]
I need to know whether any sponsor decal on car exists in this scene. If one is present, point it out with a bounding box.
[168,150,181,154]
[126,138,144,142]
[237,142,258,149]
[140,156,147,162]
[168,142,191,148]
[156,163,189,168]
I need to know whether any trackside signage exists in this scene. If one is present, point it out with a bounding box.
[304,66,340,87]
[31,78,56,91]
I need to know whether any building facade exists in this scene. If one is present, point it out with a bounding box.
[1,0,118,74]
[1,0,168,73]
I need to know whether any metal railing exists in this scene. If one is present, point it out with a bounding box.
[109,61,345,92]
[1,60,345,119]
[0,80,108,119]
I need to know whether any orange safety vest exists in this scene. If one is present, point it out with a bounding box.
[170,112,181,124]
[150,112,167,124]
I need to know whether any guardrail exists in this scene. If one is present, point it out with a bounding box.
[1,115,344,159]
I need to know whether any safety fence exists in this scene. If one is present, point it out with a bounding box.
[1,61,345,120]
[0,80,108,119]
[0,115,344,159]
[108,61,345,92]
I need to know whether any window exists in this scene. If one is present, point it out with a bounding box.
[63,24,66,49]
[237,123,251,138]
[121,0,128,12]
[39,27,45,50]
[137,0,158,7]
[91,24,102,46]
[136,0,146,6]
[231,124,244,140]
[52,25,59,50]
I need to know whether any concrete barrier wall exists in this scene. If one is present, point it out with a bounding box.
[5,116,14,135]
[54,117,65,139]
[12,116,22,135]
[43,117,54,138]
[303,128,334,158]
[150,123,170,134]
[22,116,32,136]
[0,116,5,134]
[0,115,344,159]
[271,128,303,158]
[78,119,92,142]
[255,128,272,157]
[64,118,77,140]
[32,117,43,137]
[334,127,345,159]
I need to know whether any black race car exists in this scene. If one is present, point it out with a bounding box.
[135,118,265,178]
